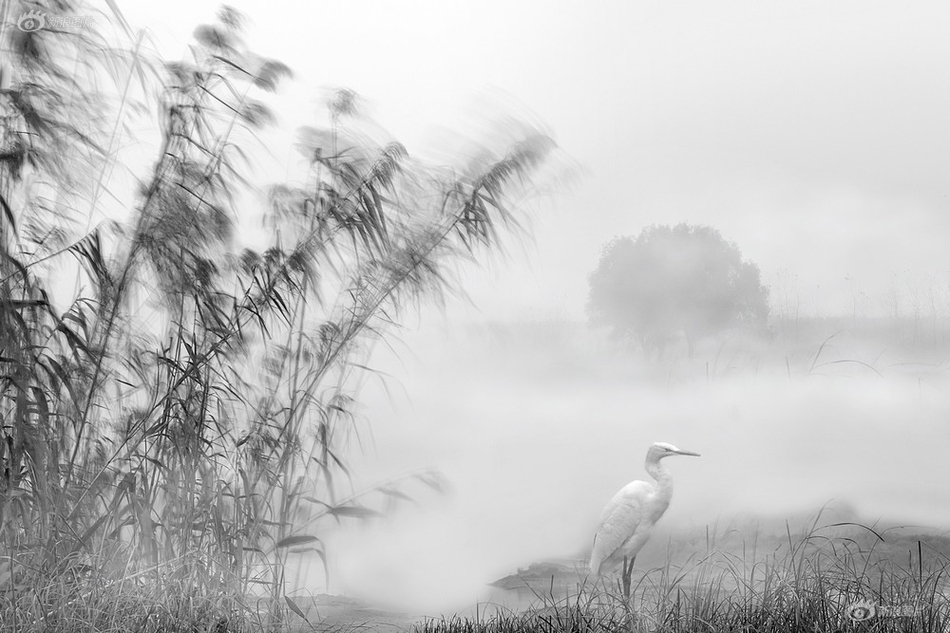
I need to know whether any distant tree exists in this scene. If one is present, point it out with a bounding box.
[587,223,769,359]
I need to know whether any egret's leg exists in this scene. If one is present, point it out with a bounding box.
[621,555,637,601]
[619,556,627,596]
[621,557,630,600]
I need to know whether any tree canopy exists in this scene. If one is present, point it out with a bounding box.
[587,223,769,358]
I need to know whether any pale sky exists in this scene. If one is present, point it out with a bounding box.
[114,0,950,322]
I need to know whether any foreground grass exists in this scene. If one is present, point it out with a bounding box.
[2,520,948,632]
[417,522,950,633]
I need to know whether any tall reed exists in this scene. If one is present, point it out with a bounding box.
[0,3,557,629]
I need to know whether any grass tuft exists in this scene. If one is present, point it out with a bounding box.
[414,521,950,633]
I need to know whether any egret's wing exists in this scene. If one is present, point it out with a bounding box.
[589,480,653,575]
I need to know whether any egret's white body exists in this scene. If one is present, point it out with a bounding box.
[589,442,700,597]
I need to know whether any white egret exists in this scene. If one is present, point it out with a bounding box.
[589,442,700,599]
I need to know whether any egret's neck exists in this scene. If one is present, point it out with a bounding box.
[646,458,674,502]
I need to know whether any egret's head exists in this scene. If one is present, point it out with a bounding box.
[648,441,701,462]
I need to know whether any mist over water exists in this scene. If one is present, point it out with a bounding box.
[89,0,950,621]
[289,314,950,614]
[6,2,950,632]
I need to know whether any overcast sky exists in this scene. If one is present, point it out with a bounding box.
[116,0,950,322]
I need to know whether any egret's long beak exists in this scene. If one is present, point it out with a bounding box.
[675,449,701,457]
